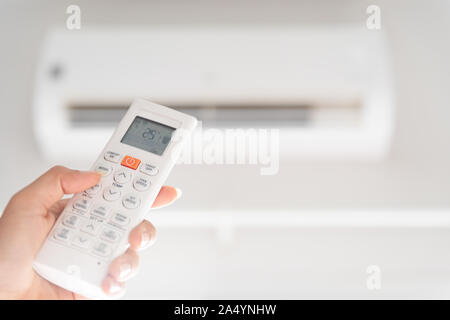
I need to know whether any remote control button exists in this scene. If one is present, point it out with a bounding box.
[94,163,112,176]
[53,227,73,243]
[114,170,131,184]
[104,151,121,163]
[92,241,112,257]
[85,183,102,195]
[73,197,92,213]
[81,218,103,236]
[122,193,141,209]
[110,212,130,226]
[71,234,92,250]
[121,155,141,170]
[103,186,121,201]
[133,175,151,191]
[140,163,159,176]
[100,227,122,243]
[62,214,82,229]
[91,204,111,219]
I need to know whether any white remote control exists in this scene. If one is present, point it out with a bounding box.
[33,99,197,299]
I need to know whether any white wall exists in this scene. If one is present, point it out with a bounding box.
[1,0,450,298]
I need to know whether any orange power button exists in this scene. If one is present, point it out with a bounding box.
[121,155,141,170]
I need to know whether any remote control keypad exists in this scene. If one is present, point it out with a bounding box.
[51,151,158,259]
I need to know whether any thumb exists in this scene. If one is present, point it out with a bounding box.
[0,166,101,273]
[7,166,101,216]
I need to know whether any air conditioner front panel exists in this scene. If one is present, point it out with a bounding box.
[33,26,394,165]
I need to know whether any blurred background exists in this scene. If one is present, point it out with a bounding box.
[1,0,450,299]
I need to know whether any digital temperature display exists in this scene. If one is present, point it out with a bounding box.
[121,116,175,155]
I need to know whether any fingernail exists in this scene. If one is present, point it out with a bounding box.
[81,170,99,174]
[153,187,183,210]
[109,281,122,294]
[85,170,103,179]
[140,232,150,250]
[140,231,156,250]
[92,169,107,177]
[175,188,183,200]
[119,263,132,281]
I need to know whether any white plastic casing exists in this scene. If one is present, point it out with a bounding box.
[33,99,197,299]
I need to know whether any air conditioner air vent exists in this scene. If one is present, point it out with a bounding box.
[68,101,360,128]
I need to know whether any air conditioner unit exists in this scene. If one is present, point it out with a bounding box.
[32,26,394,166]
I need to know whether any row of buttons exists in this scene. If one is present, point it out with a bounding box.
[53,226,113,257]
[62,214,122,241]
[103,151,159,176]
[92,167,151,194]
[112,170,151,191]
[95,163,154,181]
[69,202,131,226]
[74,193,139,213]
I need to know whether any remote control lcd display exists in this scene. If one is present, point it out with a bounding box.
[121,116,175,155]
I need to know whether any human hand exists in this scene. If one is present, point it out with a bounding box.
[0,166,179,299]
